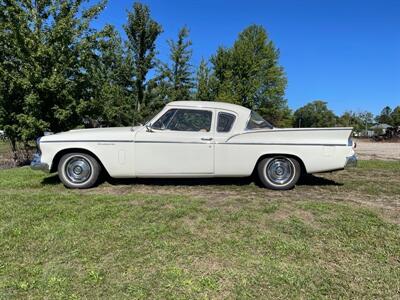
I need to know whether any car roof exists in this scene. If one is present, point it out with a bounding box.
[167,100,251,115]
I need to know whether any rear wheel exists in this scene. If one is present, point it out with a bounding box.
[58,152,101,189]
[257,156,301,190]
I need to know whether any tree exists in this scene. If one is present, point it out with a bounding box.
[210,47,237,102]
[375,106,393,125]
[162,26,194,101]
[210,25,291,127]
[194,58,216,100]
[294,101,337,128]
[390,106,400,126]
[358,111,374,133]
[124,2,162,115]
[337,111,365,133]
[76,25,134,127]
[0,0,107,156]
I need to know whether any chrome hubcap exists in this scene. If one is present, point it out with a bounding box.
[266,158,294,185]
[65,157,91,183]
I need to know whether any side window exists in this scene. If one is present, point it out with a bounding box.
[217,112,236,132]
[153,109,212,132]
[152,109,177,130]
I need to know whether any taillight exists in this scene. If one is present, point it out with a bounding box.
[347,137,352,147]
[347,137,356,148]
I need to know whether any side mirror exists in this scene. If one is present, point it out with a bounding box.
[145,124,154,132]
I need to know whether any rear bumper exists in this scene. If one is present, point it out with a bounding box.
[30,153,50,173]
[345,154,357,169]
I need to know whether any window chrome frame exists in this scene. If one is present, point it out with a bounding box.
[152,108,214,132]
[216,112,236,133]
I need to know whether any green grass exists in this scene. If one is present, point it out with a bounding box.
[358,159,400,171]
[0,162,399,299]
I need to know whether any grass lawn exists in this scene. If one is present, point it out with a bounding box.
[0,160,399,298]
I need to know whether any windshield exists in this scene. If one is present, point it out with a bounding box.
[246,111,273,130]
[140,108,164,127]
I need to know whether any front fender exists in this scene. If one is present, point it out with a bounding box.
[41,141,135,178]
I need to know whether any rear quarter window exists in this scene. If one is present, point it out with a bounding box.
[217,112,236,132]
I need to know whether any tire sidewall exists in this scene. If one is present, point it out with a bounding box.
[58,153,100,189]
[257,156,301,190]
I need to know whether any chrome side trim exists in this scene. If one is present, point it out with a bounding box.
[40,140,134,143]
[134,141,345,146]
[222,142,347,146]
[135,140,209,144]
[40,140,347,147]
[137,172,214,175]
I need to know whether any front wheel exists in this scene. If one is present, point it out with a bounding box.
[58,153,101,189]
[257,156,301,190]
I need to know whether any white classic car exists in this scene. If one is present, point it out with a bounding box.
[31,101,357,190]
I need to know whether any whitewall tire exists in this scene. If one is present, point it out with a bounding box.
[257,156,301,190]
[58,153,101,189]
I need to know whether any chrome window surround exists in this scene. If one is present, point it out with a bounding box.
[151,108,214,132]
[217,112,236,133]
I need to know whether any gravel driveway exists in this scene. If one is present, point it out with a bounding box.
[355,139,400,161]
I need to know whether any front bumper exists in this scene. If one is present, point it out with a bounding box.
[345,154,358,169]
[30,153,50,173]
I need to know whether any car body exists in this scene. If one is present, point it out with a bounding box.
[31,101,357,189]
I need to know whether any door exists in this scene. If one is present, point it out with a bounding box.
[134,108,215,175]
[213,110,241,175]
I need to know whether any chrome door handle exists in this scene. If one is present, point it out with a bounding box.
[201,137,213,141]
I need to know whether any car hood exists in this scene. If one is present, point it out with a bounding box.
[40,126,141,142]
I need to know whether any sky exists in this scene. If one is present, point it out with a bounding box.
[91,0,400,115]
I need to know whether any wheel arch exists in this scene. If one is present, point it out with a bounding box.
[252,153,307,176]
[50,148,109,175]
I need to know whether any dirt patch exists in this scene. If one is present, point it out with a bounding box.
[355,139,400,160]
[68,169,399,224]
[270,205,316,225]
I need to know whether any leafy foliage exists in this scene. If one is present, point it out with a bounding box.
[124,2,162,115]
[76,25,134,127]
[337,111,365,133]
[358,111,375,131]
[391,106,400,126]
[158,26,194,101]
[2,0,396,160]
[294,101,337,128]
[375,105,400,127]
[0,0,112,152]
[194,58,217,101]
[210,25,292,127]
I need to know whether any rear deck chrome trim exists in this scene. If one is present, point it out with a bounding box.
[226,128,353,142]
